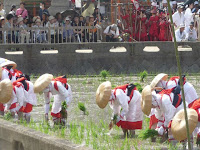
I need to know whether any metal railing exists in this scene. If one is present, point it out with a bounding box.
[0,25,103,44]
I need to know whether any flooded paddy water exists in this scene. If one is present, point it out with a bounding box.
[18,75,200,149]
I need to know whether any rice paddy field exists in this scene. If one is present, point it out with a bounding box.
[4,72,200,150]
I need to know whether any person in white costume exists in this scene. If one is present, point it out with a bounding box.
[175,24,187,42]
[184,3,195,27]
[172,5,185,29]
[34,74,72,125]
[142,85,183,144]
[96,82,143,137]
[16,76,37,123]
[4,80,25,119]
[185,22,197,41]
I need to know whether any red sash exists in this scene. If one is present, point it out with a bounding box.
[53,76,68,92]
[113,84,136,104]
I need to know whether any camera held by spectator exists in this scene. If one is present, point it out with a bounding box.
[104,24,119,42]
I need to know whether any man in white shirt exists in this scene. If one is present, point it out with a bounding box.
[0,3,6,17]
[184,3,195,27]
[172,5,185,30]
[104,24,119,42]
[185,22,197,41]
[175,24,187,42]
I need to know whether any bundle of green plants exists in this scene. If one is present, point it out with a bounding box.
[139,129,158,140]
[138,70,148,82]
[4,112,12,120]
[78,102,89,115]
[100,70,109,80]
[61,101,68,118]
[134,83,143,93]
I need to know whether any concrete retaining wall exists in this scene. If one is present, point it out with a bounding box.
[0,42,199,75]
[0,118,87,150]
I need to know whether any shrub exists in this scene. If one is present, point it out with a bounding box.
[139,70,148,82]
[100,70,109,80]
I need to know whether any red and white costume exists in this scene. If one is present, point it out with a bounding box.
[151,89,183,139]
[5,81,25,113]
[43,77,72,121]
[109,84,143,130]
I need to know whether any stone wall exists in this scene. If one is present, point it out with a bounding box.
[0,118,87,150]
[0,42,199,75]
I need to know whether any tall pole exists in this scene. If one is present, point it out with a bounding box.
[166,0,191,149]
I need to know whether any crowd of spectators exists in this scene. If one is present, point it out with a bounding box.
[0,0,200,43]
[0,2,103,44]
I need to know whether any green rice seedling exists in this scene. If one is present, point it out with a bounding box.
[4,112,12,120]
[139,129,158,140]
[78,102,89,115]
[60,101,67,118]
[100,70,109,80]
[138,70,148,82]
[134,82,143,93]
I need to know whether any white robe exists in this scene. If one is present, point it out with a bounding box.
[185,27,197,41]
[153,92,183,128]
[184,8,194,27]
[175,29,187,42]
[43,81,72,114]
[166,79,198,106]
[172,11,185,28]
[23,81,37,106]
[110,89,143,124]
[5,86,25,112]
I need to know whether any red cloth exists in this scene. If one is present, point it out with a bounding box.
[9,103,16,110]
[148,15,160,41]
[53,76,68,91]
[0,103,4,111]
[190,98,200,121]
[14,69,23,78]
[23,103,33,113]
[149,115,158,129]
[19,106,24,112]
[136,17,148,41]
[113,84,136,103]
[116,120,142,130]
[159,20,170,41]
[51,112,61,118]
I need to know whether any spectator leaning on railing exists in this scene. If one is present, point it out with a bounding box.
[63,17,74,42]
[104,24,119,42]
[4,14,14,43]
[17,16,30,43]
[33,18,47,43]
[46,16,58,43]
[185,22,197,41]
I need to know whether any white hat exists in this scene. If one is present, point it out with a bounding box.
[17,16,23,24]
[65,17,70,21]
[162,0,167,4]
[96,81,112,109]
[194,1,199,5]
[141,85,152,116]
[1,60,17,69]
[0,16,4,20]
[172,1,177,5]
[34,73,53,93]
[35,18,41,23]
[150,73,168,89]
[49,16,55,21]
[151,2,157,6]
[179,24,185,28]
[0,79,13,104]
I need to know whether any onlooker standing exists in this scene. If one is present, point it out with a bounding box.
[42,12,49,26]
[172,5,185,30]
[46,16,58,43]
[33,19,47,43]
[63,17,74,42]
[72,16,83,42]
[93,8,103,21]
[17,16,30,43]
[185,22,197,41]
[0,3,6,17]
[86,15,98,42]
[184,3,195,27]
[4,14,14,43]
[0,16,5,42]
[104,24,119,42]
[175,24,187,42]
[9,5,16,16]
[16,2,28,19]
[39,2,49,20]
